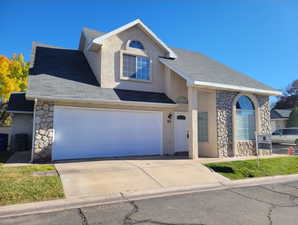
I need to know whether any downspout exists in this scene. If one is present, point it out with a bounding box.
[30,98,37,163]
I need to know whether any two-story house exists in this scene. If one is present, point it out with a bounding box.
[26,19,281,161]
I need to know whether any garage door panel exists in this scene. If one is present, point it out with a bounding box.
[52,107,162,160]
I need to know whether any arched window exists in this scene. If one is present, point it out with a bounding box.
[129,40,144,50]
[236,96,256,140]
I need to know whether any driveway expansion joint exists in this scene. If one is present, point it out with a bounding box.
[124,161,165,188]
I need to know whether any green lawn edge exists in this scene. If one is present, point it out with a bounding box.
[205,156,298,180]
[0,163,65,206]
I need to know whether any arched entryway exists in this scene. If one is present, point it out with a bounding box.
[232,94,260,156]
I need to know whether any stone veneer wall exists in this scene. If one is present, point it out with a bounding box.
[216,91,271,157]
[33,101,54,162]
[216,91,238,157]
[256,95,272,156]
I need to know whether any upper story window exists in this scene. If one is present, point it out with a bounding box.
[123,54,150,80]
[236,96,256,140]
[129,40,144,50]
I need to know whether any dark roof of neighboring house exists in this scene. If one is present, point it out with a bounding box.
[159,47,278,93]
[7,93,34,113]
[27,43,175,104]
[271,109,292,119]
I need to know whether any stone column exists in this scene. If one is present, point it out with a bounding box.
[188,87,199,159]
[33,101,54,162]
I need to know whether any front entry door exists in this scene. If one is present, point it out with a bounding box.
[174,112,188,152]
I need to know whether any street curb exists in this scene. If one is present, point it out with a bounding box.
[0,183,222,218]
[1,174,298,218]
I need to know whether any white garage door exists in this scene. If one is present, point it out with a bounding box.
[52,107,163,160]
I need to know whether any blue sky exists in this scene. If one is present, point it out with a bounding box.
[1,0,297,97]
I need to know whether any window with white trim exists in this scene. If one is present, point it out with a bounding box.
[198,112,208,142]
[123,54,150,80]
[129,40,144,50]
[236,96,256,140]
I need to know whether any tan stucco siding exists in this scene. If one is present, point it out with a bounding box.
[164,66,188,103]
[163,111,175,155]
[83,46,102,85]
[197,90,218,157]
[100,26,168,92]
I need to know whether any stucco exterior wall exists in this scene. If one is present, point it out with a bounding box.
[197,90,218,157]
[11,114,33,151]
[100,26,168,92]
[83,48,102,85]
[164,67,188,104]
[32,101,54,162]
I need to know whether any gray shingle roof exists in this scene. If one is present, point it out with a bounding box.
[160,47,279,93]
[82,27,106,40]
[271,109,292,119]
[27,43,174,105]
[7,93,34,113]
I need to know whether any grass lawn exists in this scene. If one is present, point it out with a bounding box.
[0,163,64,206]
[205,156,298,180]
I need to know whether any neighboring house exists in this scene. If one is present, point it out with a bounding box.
[270,109,292,132]
[25,19,281,162]
[7,93,34,151]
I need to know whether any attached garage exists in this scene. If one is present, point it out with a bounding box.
[52,106,163,160]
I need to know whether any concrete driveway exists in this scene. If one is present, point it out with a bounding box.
[55,158,219,199]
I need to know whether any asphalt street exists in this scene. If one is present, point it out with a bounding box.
[1,180,298,225]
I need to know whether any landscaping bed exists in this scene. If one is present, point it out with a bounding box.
[0,160,64,205]
[205,156,298,180]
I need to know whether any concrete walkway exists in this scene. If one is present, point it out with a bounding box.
[55,159,219,199]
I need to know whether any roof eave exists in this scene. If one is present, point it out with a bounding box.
[7,110,33,114]
[193,81,282,96]
[87,19,177,58]
[26,94,177,108]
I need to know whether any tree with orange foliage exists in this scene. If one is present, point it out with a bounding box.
[0,54,29,126]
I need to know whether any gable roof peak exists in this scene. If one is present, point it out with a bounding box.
[87,19,177,59]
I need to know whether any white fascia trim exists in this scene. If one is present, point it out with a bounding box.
[193,81,282,96]
[90,19,177,59]
[26,95,177,108]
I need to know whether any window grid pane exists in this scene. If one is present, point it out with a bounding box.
[123,54,150,81]
[236,110,256,140]
[198,112,208,142]
[136,56,150,80]
[123,54,136,78]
